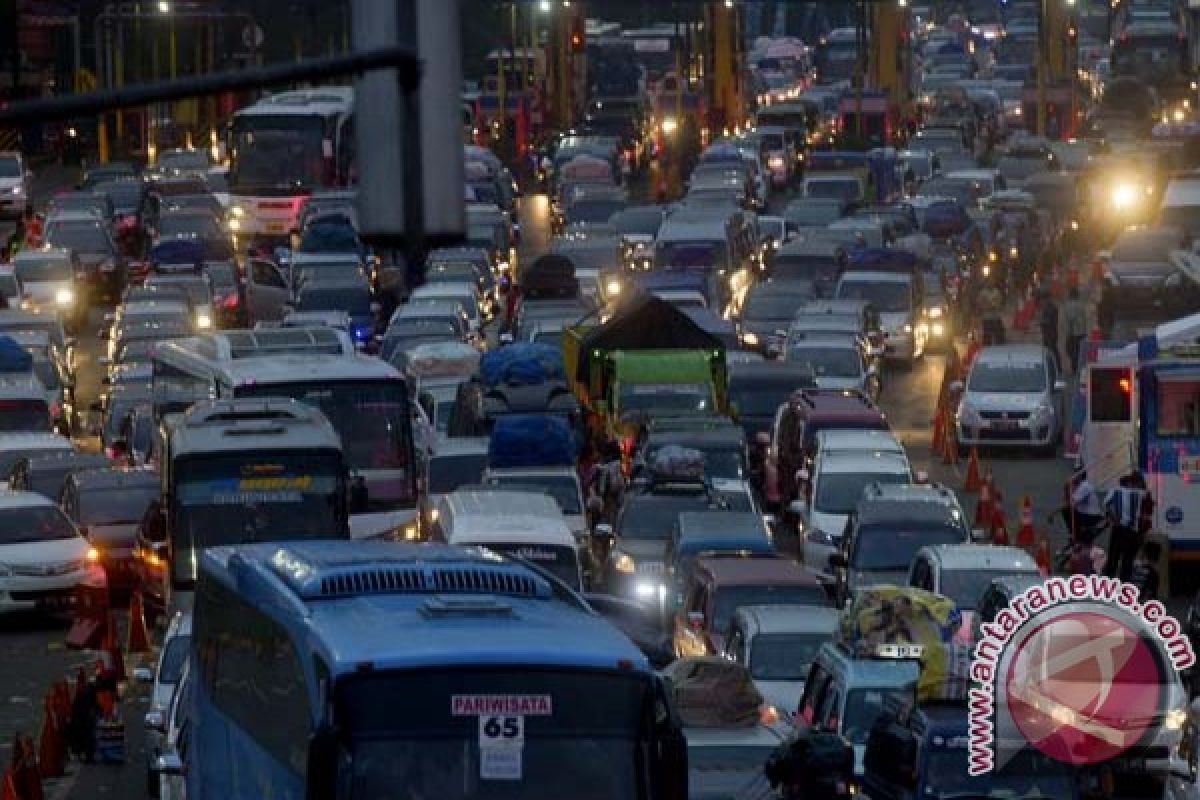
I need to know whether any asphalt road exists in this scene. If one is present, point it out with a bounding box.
[0,172,1085,800]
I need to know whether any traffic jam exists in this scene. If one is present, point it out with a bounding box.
[1,0,1200,799]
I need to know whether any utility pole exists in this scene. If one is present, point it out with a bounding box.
[1037,0,1047,136]
[496,4,507,156]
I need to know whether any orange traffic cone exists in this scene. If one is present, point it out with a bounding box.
[15,735,42,800]
[1,768,17,800]
[941,415,958,465]
[37,695,63,778]
[964,447,982,493]
[126,592,150,655]
[991,505,1009,546]
[931,407,945,454]
[1035,537,1051,577]
[974,471,994,527]
[1015,495,1036,548]
[102,613,125,681]
[963,336,981,368]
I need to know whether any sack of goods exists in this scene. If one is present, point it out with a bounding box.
[480,342,567,388]
[663,657,765,728]
[837,585,970,703]
[649,445,706,484]
[487,413,576,469]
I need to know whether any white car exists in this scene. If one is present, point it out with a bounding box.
[138,610,191,798]
[0,490,95,614]
[0,151,29,219]
[725,604,840,719]
[148,658,191,800]
[954,344,1066,456]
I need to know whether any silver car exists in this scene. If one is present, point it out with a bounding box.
[954,344,1066,456]
[784,333,881,403]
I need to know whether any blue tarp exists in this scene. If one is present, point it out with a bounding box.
[480,343,566,388]
[0,336,32,373]
[149,238,206,267]
[488,414,576,468]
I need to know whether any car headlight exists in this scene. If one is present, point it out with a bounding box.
[1070,219,1079,231]
[402,523,419,541]
[982,264,991,277]
[228,217,241,232]
[927,306,942,319]
[661,117,678,135]
[1165,272,1183,288]
[768,155,785,169]
[55,288,74,306]
[932,322,945,336]
[1166,708,1188,731]
[614,552,636,574]
[230,205,245,217]
[606,278,622,296]
[1009,246,1019,258]
[741,331,759,346]
[11,185,21,195]
[988,250,998,262]
[1111,184,1137,209]
[86,547,100,564]
[1033,401,1054,420]
[903,323,913,333]
[195,312,213,329]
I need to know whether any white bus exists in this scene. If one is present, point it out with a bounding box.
[151,327,417,537]
[226,87,355,242]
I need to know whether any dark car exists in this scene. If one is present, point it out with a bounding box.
[291,276,378,346]
[43,212,127,302]
[736,280,817,355]
[60,467,160,594]
[80,162,138,190]
[1098,226,1196,337]
[297,213,364,256]
[728,361,818,488]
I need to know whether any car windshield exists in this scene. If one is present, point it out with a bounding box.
[160,151,208,171]
[806,179,860,201]
[843,688,911,745]
[158,215,221,240]
[786,203,842,226]
[159,634,191,684]
[655,241,729,270]
[837,280,909,312]
[939,568,1030,610]
[96,182,142,212]
[45,221,111,254]
[567,201,627,225]
[0,505,77,543]
[773,256,840,284]
[925,746,1077,799]
[427,454,487,494]
[996,156,1048,182]
[714,585,827,631]
[79,486,158,526]
[14,257,72,283]
[619,384,712,415]
[815,471,909,514]
[729,385,792,417]
[787,346,862,379]
[297,287,372,316]
[968,361,1046,392]
[853,524,967,570]
[1112,235,1176,262]
[608,209,663,236]
[750,633,829,681]
[620,493,715,540]
[488,474,582,515]
[300,222,360,253]
[0,157,20,178]
[744,291,810,320]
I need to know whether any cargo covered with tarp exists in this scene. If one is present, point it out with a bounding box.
[480,343,566,388]
[649,445,706,484]
[838,585,970,703]
[148,238,207,270]
[663,657,765,728]
[0,336,32,373]
[488,413,576,468]
[522,254,579,299]
[403,341,480,382]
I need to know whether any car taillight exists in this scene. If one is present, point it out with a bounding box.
[220,292,239,309]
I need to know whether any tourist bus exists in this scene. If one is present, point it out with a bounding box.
[226,87,355,244]
[184,540,689,799]
[133,397,349,617]
[151,327,417,537]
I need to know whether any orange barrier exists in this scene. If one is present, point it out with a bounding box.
[963,336,981,369]
[126,592,151,655]
[1015,495,1036,548]
[991,505,1009,546]
[37,694,64,779]
[931,408,945,454]
[964,448,982,493]
[1035,537,1051,577]
[1,768,17,800]
[13,735,42,800]
[974,470,994,527]
[940,408,959,466]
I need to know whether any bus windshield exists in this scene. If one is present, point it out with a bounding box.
[235,380,415,509]
[229,114,329,192]
[337,669,647,800]
[172,451,345,585]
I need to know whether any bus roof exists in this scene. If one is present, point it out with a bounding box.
[234,87,354,117]
[169,397,343,457]
[199,540,651,674]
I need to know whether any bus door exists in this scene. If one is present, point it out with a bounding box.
[1082,363,1138,493]
[1141,364,1200,549]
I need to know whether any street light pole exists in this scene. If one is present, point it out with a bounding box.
[1037,0,1047,136]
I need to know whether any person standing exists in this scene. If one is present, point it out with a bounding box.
[1039,292,1061,369]
[1063,287,1089,374]
[1105,471,1153,582]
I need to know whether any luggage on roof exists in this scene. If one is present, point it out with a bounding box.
[480,343,566,388]
[650,445,706,483]
[0,336,32,373]
[663,657,764,728]
[487,413,576,469]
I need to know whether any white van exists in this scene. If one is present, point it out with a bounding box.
[801,173,864,205]
[432,488,585,590]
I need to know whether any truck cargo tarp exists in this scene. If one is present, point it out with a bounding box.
[481,343,566,388]
[488,414,577,468]
[148,238,207,267]
[664,657,764,728]
[575,294,722,382]
[0,336,32,373]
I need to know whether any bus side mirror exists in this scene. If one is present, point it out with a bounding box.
[305,725,339,800]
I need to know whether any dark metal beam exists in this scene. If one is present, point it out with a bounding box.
[0,45,419,125]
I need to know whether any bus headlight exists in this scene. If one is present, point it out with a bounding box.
[55,288,74,306]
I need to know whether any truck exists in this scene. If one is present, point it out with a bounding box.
[564,294,728,451]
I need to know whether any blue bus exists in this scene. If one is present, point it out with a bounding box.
[187,540,689,800]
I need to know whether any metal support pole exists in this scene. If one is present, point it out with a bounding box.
[70,17,81,92]
[1037,0,1047,137]
[496,6,507,155]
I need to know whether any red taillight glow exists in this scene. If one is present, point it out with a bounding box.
[220,292,239,309]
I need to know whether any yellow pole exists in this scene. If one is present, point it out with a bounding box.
[114,46,124,141]
[97,121,110,164]
[169,17,177,78]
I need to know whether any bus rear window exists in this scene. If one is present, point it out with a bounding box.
[1091,367,1132,422]
[1157,376,1200,436]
